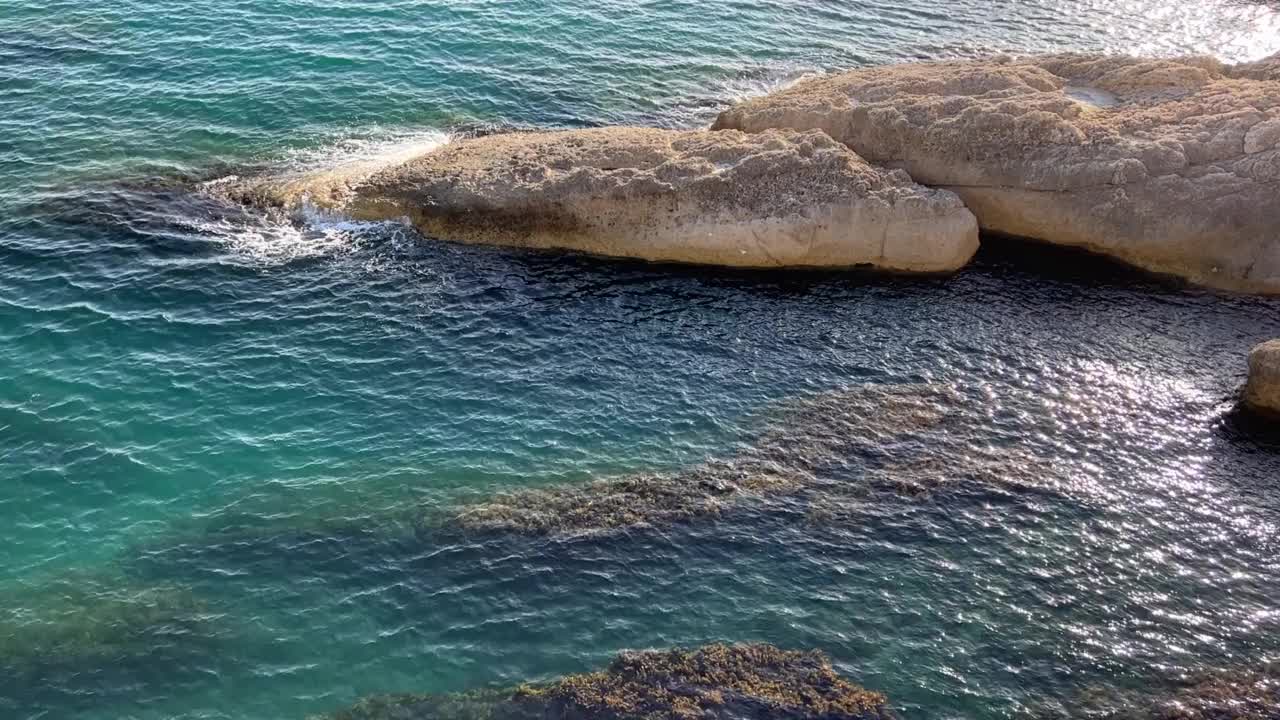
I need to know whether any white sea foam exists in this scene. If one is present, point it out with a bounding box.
[279,127,451,176]
[717,67,824,106]
[197,128,450,264]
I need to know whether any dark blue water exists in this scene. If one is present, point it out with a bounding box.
[3,2,1280,719]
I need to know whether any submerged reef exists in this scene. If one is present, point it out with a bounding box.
[0,575,212,671]
[1143,666,1280,720]
[1050,664,1280,720]
[0,572,224,714]
[444,382,1070,537]
[314,644,892,720]
[442,383,961,537]
[128,382,1065,558]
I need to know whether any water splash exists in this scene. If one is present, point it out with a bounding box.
[189,129,451,264]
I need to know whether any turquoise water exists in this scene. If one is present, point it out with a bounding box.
[3,2,1280,719]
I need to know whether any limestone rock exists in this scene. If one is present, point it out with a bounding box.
[713,53,1280,293]
[225,127,979,273]
[1232,50,1280,82]
[1244,340,1280,415]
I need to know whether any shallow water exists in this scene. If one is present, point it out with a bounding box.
[2,2,1280,719]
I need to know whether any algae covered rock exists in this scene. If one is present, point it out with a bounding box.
[443,384,956,537]
[1141,666,1280,720]
[0,574,213,674]
[1244,339,1280,416]
[1053,664,1280,720]
[714,53,1280,293]
[225,127,978,273]
[314,644,892,720]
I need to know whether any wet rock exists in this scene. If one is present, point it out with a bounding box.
[1244,340,1280,416]
[313,644,893,720]
[713,53,1280,293]
[221,127,978,273]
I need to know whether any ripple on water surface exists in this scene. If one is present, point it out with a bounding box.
[2,0,1280,719]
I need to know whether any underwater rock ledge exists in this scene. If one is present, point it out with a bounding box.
[218,127,978,273]
[1049,664,1280,720]
[312,644,894,720]
[714,51,1280,294]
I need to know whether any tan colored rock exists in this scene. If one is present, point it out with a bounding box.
[1244,340,1280,415]
[713,53,1280,293]
[224,127,978,272]
[1231,50,1280,82]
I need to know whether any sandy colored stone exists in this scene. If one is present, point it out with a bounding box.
[1244,339,1280,415]
[713,52,1280,293]
[224,127,978,273]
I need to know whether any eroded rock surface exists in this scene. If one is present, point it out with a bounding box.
[713,53,1280,292]
[1244,339,1280,416]
[1232,50,1280,82]
[223,127,978,272]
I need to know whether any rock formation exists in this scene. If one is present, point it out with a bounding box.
[713,53,1280,293]
[1244,339,1280,415]
[314,644,893,720]
[222,127,979,273]
[445,383,955,537]
[1232,50,1280,82]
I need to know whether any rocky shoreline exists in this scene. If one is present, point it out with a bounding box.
[715,52,1280,293]
[216,50,1279,294]
[224,127,979,273]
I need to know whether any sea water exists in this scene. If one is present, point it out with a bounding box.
[2,2,1280,718]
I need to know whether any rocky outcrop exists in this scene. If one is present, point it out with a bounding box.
[1244,340,1280,416]
[1231,51,1280,82]
[225,127,979,273]
[314,644,893,720]
[713,53,1280,293]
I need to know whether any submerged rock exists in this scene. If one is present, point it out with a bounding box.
[314,644,892,720]
[1141,666,1280,720]
[862,447,1066,497]
[444,383,956,536]
[224,127,978,273]
[1244,340,1280,416]
[1053,665,1280,720]
[713,53,1280,293]
[0,574,213,674]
